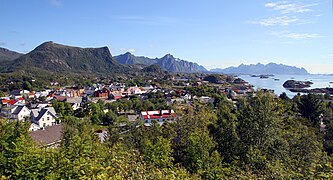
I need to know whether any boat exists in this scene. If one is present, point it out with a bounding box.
[260,75,269,79]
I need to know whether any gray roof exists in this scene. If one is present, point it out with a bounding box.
[10,90,21,96]
[34,107,58,122]
[31,107,58,122]
[12,106,24,115]
[31,109,39,118]
[66,97,82,104]
[127,115,139,122]
[29,124,63,145]
[45,107,57,115]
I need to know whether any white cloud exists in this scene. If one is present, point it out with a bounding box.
[271,31,324,39]
[250,16,300,26]
[265,1,318,14]
[120,48,136,53]
[49,0,62,7]
[128,48,136,53]
[284,33,323,39]
[249,1,318,27]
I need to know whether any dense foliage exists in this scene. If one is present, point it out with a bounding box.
[1,91,333,179]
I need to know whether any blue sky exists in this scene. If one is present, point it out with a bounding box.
[1,0,332,73]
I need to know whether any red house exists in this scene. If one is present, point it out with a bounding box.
[94,89,110,98]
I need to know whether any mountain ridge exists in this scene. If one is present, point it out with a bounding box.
[0,41,129,74]
[0,47,23,62]
[114,52,208,73]
[211,62,309,75]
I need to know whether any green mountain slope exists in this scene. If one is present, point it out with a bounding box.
[0,41,129,74]
[0,47,23,62]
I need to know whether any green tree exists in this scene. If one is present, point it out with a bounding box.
[22,81,33,91]
[279,92,290,101]
[211,96,239,163]
[90,102,105,124]
[144,136,174,168]
[237,93,285,172]
[103,110,118,125]
[298,93,323,126]
[183,129,221,174]
[0,90,5,97]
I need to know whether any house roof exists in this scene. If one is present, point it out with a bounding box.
[12,106,25,115]
[10,90,21,96]
[35,107,58,122]
[141,110,176,120]
[111,92,122,97]
[55,96,67,101]
[1,99,11,104]
[66,97,82,104]
[17,97,25,101]
[45,107,57,115]
[6,99,18,105]
[31,109,39,118]
[30,124,63,146]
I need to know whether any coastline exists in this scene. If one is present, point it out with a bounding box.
[239,74,333,97]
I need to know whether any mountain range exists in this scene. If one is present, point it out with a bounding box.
[114,52,207,73]
[211,63,309,75]
[0,42,310,75]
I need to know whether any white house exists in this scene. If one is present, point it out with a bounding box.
[10,90,30,99]
[11,105,31,121]
[84,86,98,96]
[31,107,58,129]
[66,97,82,110]
[126,87,147,95]
[1,105,31,121]
[140,110,176,125]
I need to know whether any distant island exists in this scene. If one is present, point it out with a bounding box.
[283,80,313,89]
[211,63,309,75]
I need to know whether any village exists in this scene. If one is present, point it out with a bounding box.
[0,74,255,147]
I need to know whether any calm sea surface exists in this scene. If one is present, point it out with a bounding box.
[239,74,333,97]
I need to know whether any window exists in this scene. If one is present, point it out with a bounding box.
[47,117,50,121]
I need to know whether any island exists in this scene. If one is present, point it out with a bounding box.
[283,80,313,89]
[288,88,333,95]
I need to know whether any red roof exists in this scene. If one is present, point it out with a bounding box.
[3,99,18,105]
[55,96,67,101]
[2,99,10,104]
[142,111,176,120]
[17,97,24,101]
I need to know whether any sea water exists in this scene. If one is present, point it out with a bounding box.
[239,74,333,98]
